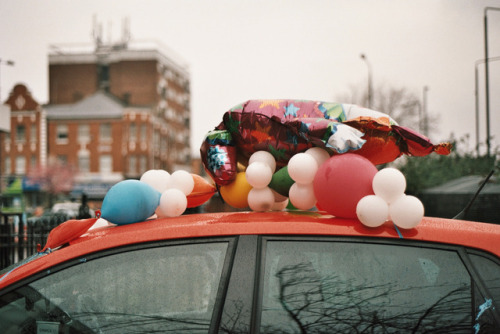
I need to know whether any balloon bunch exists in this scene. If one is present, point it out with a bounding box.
[99,169,215,225]
[141,169,194,218]
[219,151,287,211]
[39,170,216,252]
[356,168,424,229]
[217,148,424,230]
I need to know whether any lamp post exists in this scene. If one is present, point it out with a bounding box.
[360,54,373,109]
[0,58,15,102]
[475,56,500,156]
[484,7,500,157]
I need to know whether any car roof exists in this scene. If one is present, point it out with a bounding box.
[1,211,500,289]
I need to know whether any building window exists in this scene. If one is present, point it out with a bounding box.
[139,156,147,174]
[140,124,147,142]
[129,123,136,141]
[99,155,112,173]
[5,156,11,175]
[78,124,90,142]
[15,156,26,174]
[30,124,37,142]
[56,124,69,143]
[129,155,137,174]
[100,123,112,141]
[16,125,26,142]
[30,155,37,169]
[98,64,110,92]
[78,153,90,173]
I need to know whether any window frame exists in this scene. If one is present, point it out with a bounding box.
[15,124,26,142]
[56,124,69,144]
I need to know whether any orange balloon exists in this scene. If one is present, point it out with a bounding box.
[186,174,216,208]
[219,172,252,209]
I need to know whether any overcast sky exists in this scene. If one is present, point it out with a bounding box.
[1,0,499,158]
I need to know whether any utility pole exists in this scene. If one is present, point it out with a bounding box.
[360,54,373,109]
[484,7,500,157]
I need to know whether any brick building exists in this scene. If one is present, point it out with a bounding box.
[1,38,191,205]
[0,84,47,210]
[1,84,47,176]
[47,40,191,199]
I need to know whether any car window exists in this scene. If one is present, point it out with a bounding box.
[0,241,229,333]
[258,240,494,334]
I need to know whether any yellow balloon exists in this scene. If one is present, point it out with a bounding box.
[220,172,252,209]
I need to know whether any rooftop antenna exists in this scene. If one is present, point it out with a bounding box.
[122,17,131,46]
[453,169,495,220]
[92,14,102,48]
[107,20,113,46]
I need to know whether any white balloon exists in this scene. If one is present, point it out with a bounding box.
[140,169,170,193]
[247,187,275,211]
[165,170,195,195]
[249,151,277,173]
[157,188,187,217]
[289,182,317,210]
[356,195,389,227]
[372,168,407,204]
[305,147,330,167]
[245,162,273,189]
[390,195,424,229]
[287,153,319,185]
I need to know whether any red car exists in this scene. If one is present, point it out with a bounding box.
[1,211,500,333]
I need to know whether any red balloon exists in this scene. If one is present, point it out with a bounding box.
[313,153,377,218]
[42,217,97,252]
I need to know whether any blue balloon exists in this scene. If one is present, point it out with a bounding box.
[101,180,161,225]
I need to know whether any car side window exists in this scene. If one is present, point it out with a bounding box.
[0,241,229,334]
[258,240,494,334]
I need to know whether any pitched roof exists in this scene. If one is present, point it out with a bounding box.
[4,84,40,111]
[45,91,125,119]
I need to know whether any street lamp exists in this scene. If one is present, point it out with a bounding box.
[483,7,500,157]
[360,54,373,109]
[475,56,500,156]
[0,58,15,102]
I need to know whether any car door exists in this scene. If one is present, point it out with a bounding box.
[219,236,500,334]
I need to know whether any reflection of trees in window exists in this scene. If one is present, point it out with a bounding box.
[261,262,472,333]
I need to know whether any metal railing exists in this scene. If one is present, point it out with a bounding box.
[0,213,69,269]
